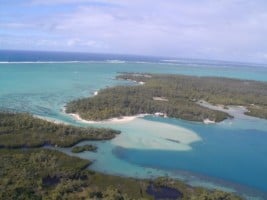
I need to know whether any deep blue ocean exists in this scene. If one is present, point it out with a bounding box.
[1,50,267,199]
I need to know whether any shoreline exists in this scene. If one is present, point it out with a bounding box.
[196,100,249,120]
[64,98,252,126]
[203,118,216,124]
[68,112,150,124]
[34,115,68,125]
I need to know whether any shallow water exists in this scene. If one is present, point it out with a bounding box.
[1,55,267,199]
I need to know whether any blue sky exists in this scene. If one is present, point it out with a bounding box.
[1,0,267,63]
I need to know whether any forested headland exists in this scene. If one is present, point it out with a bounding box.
[0,112,119,148]
[66,73,267,122]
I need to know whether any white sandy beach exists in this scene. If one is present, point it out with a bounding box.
[69,112,149,124]
[203,118,215,124]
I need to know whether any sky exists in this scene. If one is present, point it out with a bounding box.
[1,0,267,63]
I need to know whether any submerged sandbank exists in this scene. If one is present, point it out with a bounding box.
[111,118,202,151]
[66,110,201,151]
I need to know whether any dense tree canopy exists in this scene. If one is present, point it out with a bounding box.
[67,73,267,122]
[71,144,97,153]
[0,149,242,200]
[0,112,120,148]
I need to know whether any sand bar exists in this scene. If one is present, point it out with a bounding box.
[111,118,202,151]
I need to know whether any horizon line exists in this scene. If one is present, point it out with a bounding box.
[1,48,267,66]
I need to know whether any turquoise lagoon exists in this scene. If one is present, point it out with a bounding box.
[1,52,267,199]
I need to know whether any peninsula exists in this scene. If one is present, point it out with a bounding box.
[0,112,119,148]
[66,73,267,122]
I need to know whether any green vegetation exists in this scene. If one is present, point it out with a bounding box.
[149,178,242,200]
[0,149,91,200]
[66,73,267,122]
[0,112,120,148]
[0,112,243,199]
[0,149,243,200]
[0,148,126,200]
[71,144,97,153]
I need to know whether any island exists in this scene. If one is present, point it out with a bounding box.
[66,73,267,122]
[0,112,242,199]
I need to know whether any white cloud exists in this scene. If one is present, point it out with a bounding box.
[2,0,267,63]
